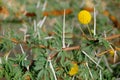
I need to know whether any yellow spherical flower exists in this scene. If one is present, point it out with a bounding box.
[68,62,79,76]
[109,50,114,56]
[78,10,92,24]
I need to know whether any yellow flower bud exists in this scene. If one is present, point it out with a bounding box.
[68,62,79,76]
[109,50,114,56]
[78,10,92,24]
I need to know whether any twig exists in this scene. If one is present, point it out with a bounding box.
[47,46,80,60]
[62,46,80,51]
[4,51,11,61]
[20,44,25,54]
[79,26,86,36]
[44,36,54,40]
[114,50,117,63]
[34,20,37,33]
[87,34,120,41]
[96,50,110,57]
[82,51,103,69]
[105,34,120,40]
[19,44,28,69]
[48,52,59,60]
[87,25,92,37]
[48,60,57,80]
[37,16,47,28]
[96,57,102,68]
[42,0,47,11]
[19,24,28,42]
[32,44,80,52]
[86,62,94,80]
[19,44,28,63]
[96,47,120,57]
[62,9,66,48]
[33,20,38,38]
[37,16,47,39]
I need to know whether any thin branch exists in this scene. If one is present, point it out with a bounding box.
[82,51,103,69]
[87,34,120,41]
[62,46,80,51]
[48,60,57,80]
[44,36,54,40]
[48,46,80,60]
[96,49,110,57]
[37,16,47,28]
[105,34,120,40]
[79,26,86,36]
[62,9,66,48]
[20,44,25,54]
[114,50,117,63]
[42,0,47,11]
[87,25,92,37]
[4,51,11,61]
[96,57,102,68]
[34,20,37,33]
[37,16,47,39]
[96,47,120,57]
[48,52,59,60]
[86,62,94,80]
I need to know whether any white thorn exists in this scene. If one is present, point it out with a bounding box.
[62,9,66,48]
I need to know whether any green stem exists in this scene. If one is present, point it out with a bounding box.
[87,25,92,37]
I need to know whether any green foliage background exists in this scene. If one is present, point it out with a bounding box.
[0,0,120,80]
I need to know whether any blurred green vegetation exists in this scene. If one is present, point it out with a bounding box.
[0,0,120,80]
